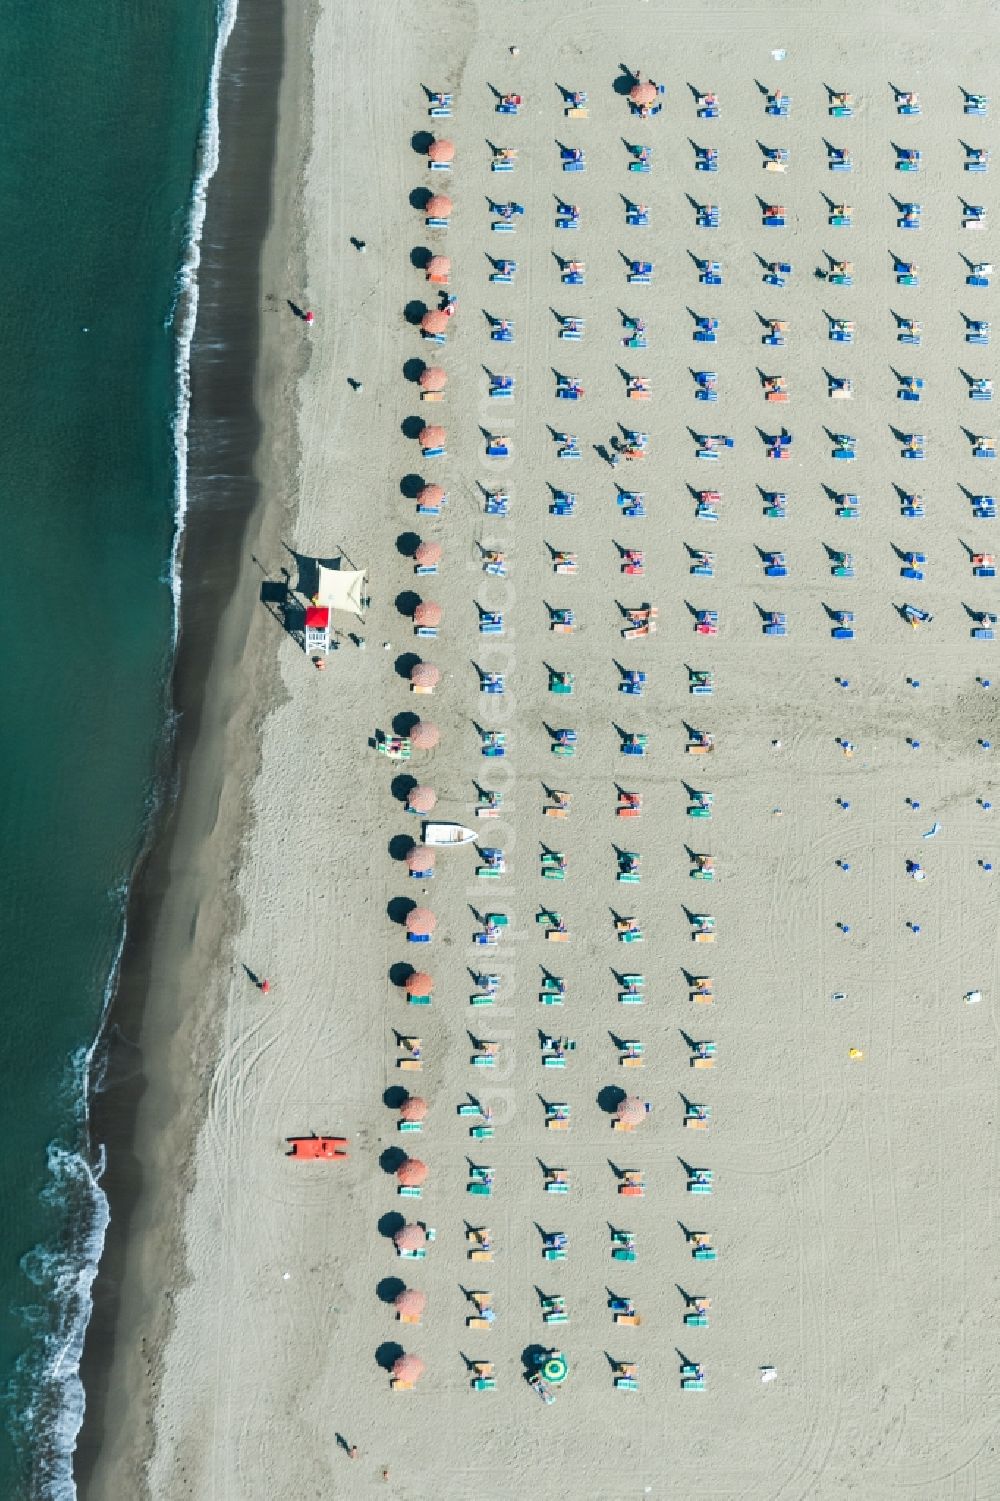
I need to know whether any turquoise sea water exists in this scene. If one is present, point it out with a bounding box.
[0,1,220,1492]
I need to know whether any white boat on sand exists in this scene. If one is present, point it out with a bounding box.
[422,822,478,846]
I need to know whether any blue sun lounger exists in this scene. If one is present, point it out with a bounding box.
[965,149,989,172]
[559,318,585,341]
[830,209,852,227]
[971,380,993,401]
[561,147,585,172]
[829,321,853,343]
[695,146,718,171]
[489,376,514,399]
[975,440,998,458]
[766,92,791,117]
[626,207,649,227]
[428,93,452,118]
[485,438,509,457]
[491,322,514,342]
[485,492,509,517]
[489,260,515,284]
[965,94,989,117]
[967,321,990,345]
[763,612,787,636]
[693,317,718,344]
[480,612,504,634]
[829,150,852,172]
[627,260,652,284]
[833,445,856,461]
[696,205,719,228]
[762,209,785,227]
[972,626,995,640]
[836,494,860,518]
[699,260,722,285]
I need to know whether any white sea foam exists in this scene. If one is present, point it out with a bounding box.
[164,0,240,640]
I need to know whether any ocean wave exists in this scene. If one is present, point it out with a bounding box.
[164,0,240,639]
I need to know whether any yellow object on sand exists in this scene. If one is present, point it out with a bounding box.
[849,1048,864,1060]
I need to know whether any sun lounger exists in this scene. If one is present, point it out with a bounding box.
[966,93,989,116]
[973,627,995,639]
[611,1249,637,1263]
[627,260,652,284]
[696,205,719,228]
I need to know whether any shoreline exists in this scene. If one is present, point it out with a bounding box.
[74,0,312,1493]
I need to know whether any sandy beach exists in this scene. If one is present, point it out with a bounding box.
[81,0,1000,1497]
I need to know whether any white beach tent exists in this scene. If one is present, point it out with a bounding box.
[315,565,368,617]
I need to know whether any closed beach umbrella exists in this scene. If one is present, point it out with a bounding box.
[417,483,445,509]
[392,1353,426,1384]
[413,601,442,627]
[399,1095,428,1121]
[420,309,449,336]
[630,80,656,106]
[419,424,446,450]
[406,846,436,873]
[402,971,433,996]
[410,662,440,689]
[394,1223,426,1252]
[411,722,440,751]
[428,138,455,163]
[406,906,437,935]
[406,785,437,814]
[419,365,448,391]
[397,1158,429,1187]
[616,1094,646,1126]
[425,255,451,281]
[425,193,453,218]
[395,1288,428,1318]
[415,540,442,567]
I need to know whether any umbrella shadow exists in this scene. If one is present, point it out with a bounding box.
[375,1340,405,1372]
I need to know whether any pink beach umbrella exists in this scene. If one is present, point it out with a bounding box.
[406,906,437,936]
[425,194,453,218]
[616,1094,647,1126]
[417,483,446,509]
[414,541,442,569]
[406,846,437,874]
[420,309,449,336]
[413,601,442,628]
[406,785,437,814]
[419,365,448,391]
[394,1223,427,1252]
[392,1353,426,1383]
[411,722,440,751]
[419,424,446,450]
[425,255,451,283]
[395,1288,427,1319]
[428,138,455,163]
[396,1158,429,1187]
[410,662,441,689]
[402,971,433,996]
[629,80,656,106]
[398,1095,428,1122]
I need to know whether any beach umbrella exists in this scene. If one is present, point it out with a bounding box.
[406,846,437,873]
[417,483,445,508]
[392,1353,426,1383]
[425,256,451,282]
[411,722,440,751]
[398,1095,428,1121]
[414,540,442,567]
[396,1158,428,1187]
[406,785,437,814]
[425,193,453,218]
[542,1352,569,1385]
[419,424,446,449]
[616,1094,646,1126]
[413,601,442,628]
[402,971,433,995]
[420,309,449,336]
[394,1223,427,1252]
[419,365,448,391]
[629,80,656,106]
[428,138,455,163]
[406,906,437,935]
[410,662,441,689]
[395,1288,428,1318]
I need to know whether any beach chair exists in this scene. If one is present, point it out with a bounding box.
[687,1169,713,1195]
[697,93,720,119]
[898,376,923,402]
[764,492,787,518]
[564,90,588,118]
[559,317,585,341]
[830,551,854,577]
[428,92,452,118]
[896,148,920,172]
[973,554,997,577]
[967,320,991,346]
[973,626,996,640]
[766,91,790,117]
[627,259,652,285]
[974,436,997,459]
[829,205,852,227]
[693,316,718,345]
[764,551,788,578]
[696,203,720,229]
[965,93,989,117]
[698,259,722,286]
[681,1364,706,1391]
[964,205,987,229]
[895,260,919,287]
[896,90,920,116]
[829,91,853,118]
[555,204,581,230]
[695,145,718,172]
[971,379,993,402]
[828,146,852,173]
[968,262,993,288]
[972,496,996,518]
[560,146,585,173]
[628,145,652,173]
[488,376,514,401]
[763,611,787,636]
[496,93,522,115]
